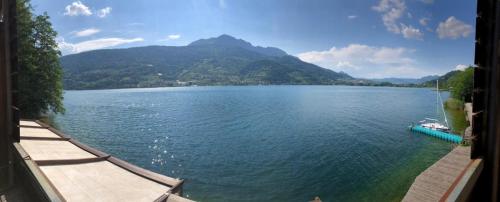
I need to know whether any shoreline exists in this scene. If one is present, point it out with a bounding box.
[62,83,436,91]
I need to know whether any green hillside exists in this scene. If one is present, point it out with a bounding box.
[61,35,354,90]
[421,70,462,89]
[422,67,473,102]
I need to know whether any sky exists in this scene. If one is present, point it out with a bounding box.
[30,0,477,79]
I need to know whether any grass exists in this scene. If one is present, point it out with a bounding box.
[444,98,464,110]
[444,98,469,135]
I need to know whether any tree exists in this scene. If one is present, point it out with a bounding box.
[448,67,473,102]
[17,0,64,118]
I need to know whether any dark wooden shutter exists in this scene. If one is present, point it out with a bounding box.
[470,0,500,200]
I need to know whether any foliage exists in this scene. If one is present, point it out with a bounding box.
[444,98,464,110]
[17,0,64,118]
[445,103,469,135]
[420,67,473,102]
[420,70,462,89]
[447,67,473,102]
[370,75,439,85]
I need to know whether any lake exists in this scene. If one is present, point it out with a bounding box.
[53,85,454,202]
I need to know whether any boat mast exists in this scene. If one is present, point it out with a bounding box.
[437,80,439,119]
[436,80,450,127]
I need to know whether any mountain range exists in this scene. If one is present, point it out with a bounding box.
[369,75,440,85]
[61,35,355,90]
[420,70,463,88]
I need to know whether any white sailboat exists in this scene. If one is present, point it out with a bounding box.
[408,79,462,143]
[418,80,451,132]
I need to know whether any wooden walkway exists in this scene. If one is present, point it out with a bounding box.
[17,120,193,202]
[402,146,471,202]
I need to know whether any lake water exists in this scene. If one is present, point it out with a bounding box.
[53,86,454,202]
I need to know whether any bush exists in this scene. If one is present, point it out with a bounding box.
[448,67,473,102]
[17,0,64,118]
[444,98,464,110]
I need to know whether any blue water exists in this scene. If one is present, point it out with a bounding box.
[53,86,454,202]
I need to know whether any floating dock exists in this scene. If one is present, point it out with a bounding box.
[16,120,193,202]
[410,125,463,143]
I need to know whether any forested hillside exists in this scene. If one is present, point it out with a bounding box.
[61,35,354,89]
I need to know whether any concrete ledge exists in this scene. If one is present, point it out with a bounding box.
[442,158,483,202]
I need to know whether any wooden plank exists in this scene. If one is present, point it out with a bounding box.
[169,179,185,196]
[166,194,194,202]
[39,161,171,202]
[19,125,48,129]
[32,120,110,158]
[20,136,69,141]
[402,146,472,202]
[154,194,194,202]
[154,193,170,202]
[20,139,97,161]
[439,160,475,201]
[19,120,42,127]
[12,143,65,202]
[34,120,71,139]
[107,156,181,187]
[444,159,483,201]
[18,120,192,201]
[19,127,60,138]
[35,155,110,166]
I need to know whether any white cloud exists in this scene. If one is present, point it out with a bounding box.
[419,17,429,26]
[348,15,358,20]
[58,37,144,54]
[296,44,427,78]
[168,34,181,40]
[57,38,75,54]
[64,2,112,18]
[72,28,100,37]
[336,61,359,70]
[436,16,473,39]
[97,7,112,18]
[372,0,425,40]
[372,0,406,34]
[64,1,92,16]
[455,64,468,71]
[401,24,423,40]
[158,34,181,42]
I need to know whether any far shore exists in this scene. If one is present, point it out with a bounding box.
[63,83,437,91]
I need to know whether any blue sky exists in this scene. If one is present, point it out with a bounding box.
[30,0,476,78]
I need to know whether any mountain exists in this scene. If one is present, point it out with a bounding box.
[60,35,354,90]
[370,75,439,84]
[421,70,463,88]
[188,34,288,57]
